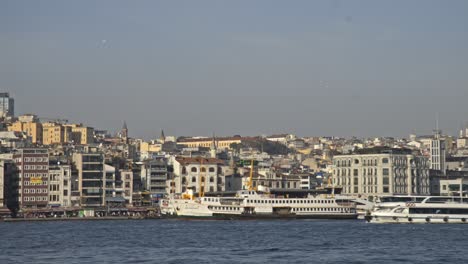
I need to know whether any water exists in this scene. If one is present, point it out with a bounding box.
[0,219,467,263]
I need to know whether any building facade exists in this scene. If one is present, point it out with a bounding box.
[72,152,105,207]
[13,148,49,209]
[0,158,19,215]
[332,148,430,197]
[141,159,169,199]
[170,156,228,194]
[8,121,43,144]
[0,92,14,118]
[48,162,72,207]
[430,130,446,175]
[65,124,94,145]
[42,123,72,145]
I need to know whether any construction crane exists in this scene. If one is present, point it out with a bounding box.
[247,159,254,191]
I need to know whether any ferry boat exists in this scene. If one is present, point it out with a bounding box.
[160,186,358,220]
[367,196,468,224]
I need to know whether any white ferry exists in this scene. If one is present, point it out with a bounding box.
[367,196,468,224]
[160,187,358,220]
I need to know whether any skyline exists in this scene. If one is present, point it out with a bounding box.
[2,0,468,139]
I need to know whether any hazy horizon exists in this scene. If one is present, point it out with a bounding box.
[2,0,468,139]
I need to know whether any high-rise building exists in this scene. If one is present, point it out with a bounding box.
[430,130,446,175]
[0,92,14,118]
[13,148,49,209]
[73,151,105,207]
[0,158,19,216]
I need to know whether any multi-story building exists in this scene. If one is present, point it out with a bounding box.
[72,151,105,207]
[65,124,94,145]
[141,159,169,200]
[120,169,133,205]
[48,161,72,207]
[430,130,446,175]
[170,156,228,194]
[332,147,430,197]
[42,123,72,145]
[8,121,43,144]
[177,136,245,150]
[0,92,14,118]
[0,158,19,215]
[13,148,49,209]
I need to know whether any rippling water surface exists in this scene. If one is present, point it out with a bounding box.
[1,219,467,263]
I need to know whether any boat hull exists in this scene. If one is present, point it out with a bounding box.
[161,213,358,220]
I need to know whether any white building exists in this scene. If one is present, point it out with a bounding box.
[430,130,446,175]
[332,148,430,197]
[48,162,72,207]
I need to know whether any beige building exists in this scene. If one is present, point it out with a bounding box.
[177,136,244,150]
[42,123,72,145]
[140,141,162,153]
[65,124,94,145]
[169,156,229,194]
[8,121,43,144]
[332,148,430,197]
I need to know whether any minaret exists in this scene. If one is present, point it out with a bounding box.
[210,133,217,158]
[121,121,128,144]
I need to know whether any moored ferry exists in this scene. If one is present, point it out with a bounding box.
[160,187,358,220]
[367,196,468,224]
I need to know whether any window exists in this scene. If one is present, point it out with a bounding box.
[192,177,196,183]
[353,169,358,176]
[209,167,215,173]
[383,187,389,193]
[191,167,197,173]
[383,177,389,185]
[382,158,389,164]
[201,167,206,173]
[210,177,214,183]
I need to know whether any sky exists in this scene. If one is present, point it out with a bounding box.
[1,0,468,139]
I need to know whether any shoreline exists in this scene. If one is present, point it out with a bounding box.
[2,216,159,222]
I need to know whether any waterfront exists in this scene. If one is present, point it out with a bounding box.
[1,220,467,264]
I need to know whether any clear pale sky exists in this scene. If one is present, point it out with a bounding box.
[2,0,467,139]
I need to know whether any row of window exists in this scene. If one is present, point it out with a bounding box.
[246,199,335,204]
[24,189,48,194]
[23,165,48,170]
[49,195,60,202]
[183,167,221,173]
[292,207,350,213]
[24,181,48,186]
[23,157,48,163]
[24,196,48,202]
[208,206,240,211]
[23,173,48,178]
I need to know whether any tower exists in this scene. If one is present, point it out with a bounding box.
[430,119,446,175]
[159,129,166,144]
[121,121,128,144]
[210,133,217,158]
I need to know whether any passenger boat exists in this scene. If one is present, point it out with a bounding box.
[367,196,468,224]
[159,186,358,220]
